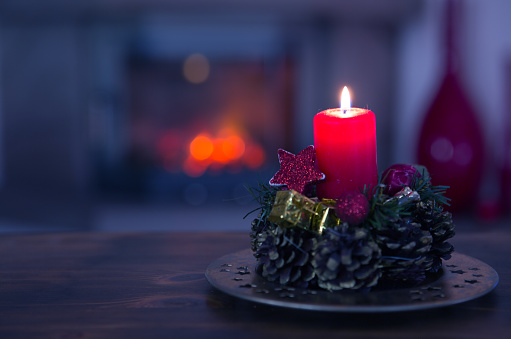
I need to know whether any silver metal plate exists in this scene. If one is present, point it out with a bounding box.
[205,249,499,312]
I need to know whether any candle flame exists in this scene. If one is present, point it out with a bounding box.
[340,86,351,113]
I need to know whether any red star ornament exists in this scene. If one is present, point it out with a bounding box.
[269,145,325,194]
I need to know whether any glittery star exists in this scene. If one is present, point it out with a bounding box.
[269,145,325,194]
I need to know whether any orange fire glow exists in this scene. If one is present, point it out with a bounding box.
[190,131,251,165]
[157,127,265,177]
[190,134,214,161]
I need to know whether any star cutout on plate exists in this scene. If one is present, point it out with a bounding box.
[269,145,325,194]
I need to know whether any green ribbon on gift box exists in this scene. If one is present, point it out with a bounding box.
[268,190,340,233]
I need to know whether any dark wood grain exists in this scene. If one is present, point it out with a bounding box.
[0,230,509,339]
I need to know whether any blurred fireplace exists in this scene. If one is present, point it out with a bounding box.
[93,24,294,204]
[128,56,293,174]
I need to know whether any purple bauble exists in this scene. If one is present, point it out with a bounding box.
[382,164,420,196]
[334,191,370,226]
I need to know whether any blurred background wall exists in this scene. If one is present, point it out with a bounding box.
[0,0,509,232]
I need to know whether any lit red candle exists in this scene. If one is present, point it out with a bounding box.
[313,87,378,199]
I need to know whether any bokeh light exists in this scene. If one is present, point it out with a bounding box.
[190,134,214,161]
[183,53,210,84]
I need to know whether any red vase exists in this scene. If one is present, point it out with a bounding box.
[417,0,485,212]
[499,62,511,215]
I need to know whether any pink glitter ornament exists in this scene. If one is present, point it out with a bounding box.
[334,191,370,226]
[269,145,325,195]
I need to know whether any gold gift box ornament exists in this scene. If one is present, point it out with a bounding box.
[268,190,340,234]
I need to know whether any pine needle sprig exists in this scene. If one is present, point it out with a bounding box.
[243,180,278,222]
[411,166,450,210]
[362,184,410,231]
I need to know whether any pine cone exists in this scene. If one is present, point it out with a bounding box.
[254,226,316,288]
[415,200,455,273]
[375,219,434,284]
[250,215,275,252]
[312,224,381,291]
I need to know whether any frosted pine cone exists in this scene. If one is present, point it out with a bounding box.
[254,226,316,288]
[250,215,275,252]
[375,218,434,284]
[414,200,455,273]
[312,224,381,291]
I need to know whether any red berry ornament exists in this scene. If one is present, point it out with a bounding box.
[334,191,370,226]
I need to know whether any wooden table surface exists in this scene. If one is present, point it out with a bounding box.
[0,229,510,339]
